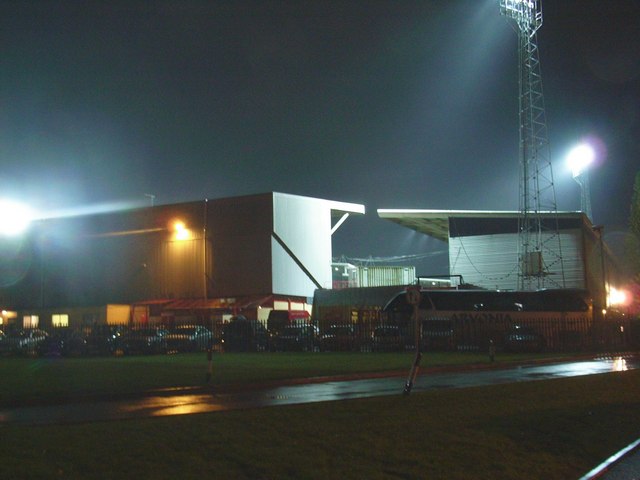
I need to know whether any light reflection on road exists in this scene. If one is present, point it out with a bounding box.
[119,394,227,417]
[0,356,636,425]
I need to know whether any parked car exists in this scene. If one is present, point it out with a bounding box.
[37,328,87,357]
[83,325,125,356]
[318,325,359,352]
[0,329,48,356]
[371,325,405,352]
[273,325,318,352]
[221,316,268,352]
[121,327,168,355]
[165,325,213,352]
[504,325,545,353]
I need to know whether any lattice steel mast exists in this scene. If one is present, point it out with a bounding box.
[500,0,565,290]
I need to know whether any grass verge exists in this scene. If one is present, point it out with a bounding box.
[0,369,637,479]
[0,351,574,406]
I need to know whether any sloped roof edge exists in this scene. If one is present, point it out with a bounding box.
[377,209,587,243]
[271,192,365,216]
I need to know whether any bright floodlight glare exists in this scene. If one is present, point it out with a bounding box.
[174,221,186,232]
[567,144,595,178]
[173,220,191,241]
[609,287,628,307]
[0,200,33,236]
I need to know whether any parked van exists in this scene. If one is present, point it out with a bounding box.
[266,310,311,336]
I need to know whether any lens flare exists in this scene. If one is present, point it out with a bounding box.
[0,200,33,236]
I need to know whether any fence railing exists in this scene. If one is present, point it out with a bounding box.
[1,314,637,357]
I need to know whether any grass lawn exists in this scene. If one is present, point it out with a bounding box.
[0,351,573,406]
[0,369,638,479]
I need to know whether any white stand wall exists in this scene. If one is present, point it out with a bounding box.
[272,193,335,296]
[449,230,585,291]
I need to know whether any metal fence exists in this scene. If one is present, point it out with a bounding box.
[1,313,638,357]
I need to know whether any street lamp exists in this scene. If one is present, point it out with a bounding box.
[567,144,595,221]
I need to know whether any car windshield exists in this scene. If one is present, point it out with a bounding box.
[173,327,197,335]
[50,329,75,337]
[327,326,353,335]
[510,326,535,334]
[131,329,164,336]
[281,326,304,335]
[9,331,30,338]
[375,327,399,337]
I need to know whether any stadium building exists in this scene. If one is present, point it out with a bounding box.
[0,192,364,329]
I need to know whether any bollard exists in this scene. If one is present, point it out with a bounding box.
[403,351,422,395]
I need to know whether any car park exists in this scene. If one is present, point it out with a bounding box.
[37,328,88,357]
[318,325,359,352]
[273,325,318,352]
[165,325,213,352]
[0,329,49,356]
[371,325,405,352]
[83,325,125,356]
[221,316,269,352]
[266,310,311,337]
[503,325,545,352]
[121,327,168,355]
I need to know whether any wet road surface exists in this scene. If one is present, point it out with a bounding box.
[0,356,636,426]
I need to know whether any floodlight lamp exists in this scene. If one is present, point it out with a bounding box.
[501,0,535,10]
[500,0,541,32]
[174,221,186,231]
[0,199,33,236]
[173,220,191,241]
[567,144,595,178]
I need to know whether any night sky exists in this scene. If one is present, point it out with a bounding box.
[1,1,638,275]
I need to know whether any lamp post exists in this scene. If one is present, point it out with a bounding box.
[202,199,208,304]
[567,143,595,221]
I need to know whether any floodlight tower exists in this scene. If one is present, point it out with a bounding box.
[500,0,565,290]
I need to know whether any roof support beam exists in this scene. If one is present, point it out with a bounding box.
[331,212,350,236]
[272,231,322,289]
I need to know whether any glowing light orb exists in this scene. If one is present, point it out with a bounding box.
[567,144,595,178]
[0,200,33,236]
